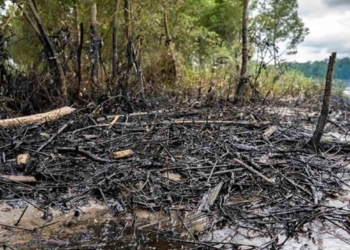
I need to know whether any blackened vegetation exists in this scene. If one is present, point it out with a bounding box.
[0,33,36,114]
[0,15,143,115]
[0,103,350,248]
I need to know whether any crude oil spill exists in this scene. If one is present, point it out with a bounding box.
[1,198,350,249]
[0,201,197,249]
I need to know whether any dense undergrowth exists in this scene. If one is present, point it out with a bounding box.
[1,58,346,116]
[172,62,346,104]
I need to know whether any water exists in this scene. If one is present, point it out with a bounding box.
[344,87,350,96]
[1,196,350,249]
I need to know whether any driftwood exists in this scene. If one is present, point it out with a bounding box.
[0,106,75,127]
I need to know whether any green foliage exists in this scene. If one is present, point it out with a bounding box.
[254,65,342,99]
[269,68,345,102]
[5,0,243,69]
[286,58,350,85]
[0,0,318,102]
[199,0,241,44]
[253,0,309,54]
[256,66,306,95]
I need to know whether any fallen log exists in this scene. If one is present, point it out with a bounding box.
[1,175,37,183]
[0,106,75,128]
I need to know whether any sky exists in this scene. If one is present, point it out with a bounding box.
[283,0,350,62]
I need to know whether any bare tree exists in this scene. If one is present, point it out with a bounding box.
[308,52,337,150]
[17,0,68,102]
[124,0,130,40]
[90,3,101,90]
[112,0,121,88]
[234,0,249,104]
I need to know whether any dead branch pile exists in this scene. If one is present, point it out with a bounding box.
[0,104,350,249]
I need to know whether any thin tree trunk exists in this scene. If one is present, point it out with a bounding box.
[136,36,144,97]
[163,13,177,85]
[112,0,120,88]
[123,0,131,92]
[240,0,249,79]
[124,0,130,40]
[90,3,101,91]
[72,0,81,99]
[164,13,171,44]
[273,0,277,66]
[26,0,68,102]
[235,0,249,104]
[73,0,79,39]
[77,23,84,94]
[308,52,337,150]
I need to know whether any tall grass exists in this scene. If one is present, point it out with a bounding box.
[167,61,346,102]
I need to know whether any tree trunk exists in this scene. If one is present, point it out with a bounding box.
[72,0,82,99]
[164,13,171,44]
[90,3,102,92]
[77,23,84,96]
[272,0,277,66]
[122,0,131,92]
[136,36,144,97]
[234,0,249,104]
[73,0,79,40]
[124,0,130,40]
[26,0,68,102]
[112,0,120,88]
[163,13,177,85]
[308,52,337,150]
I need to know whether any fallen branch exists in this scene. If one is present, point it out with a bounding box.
[37,121,72,152]
[0,106,75,128]
[173,119,271,127]
[233,158,274,184]
[0,175,37,183]
[56,147,116,163]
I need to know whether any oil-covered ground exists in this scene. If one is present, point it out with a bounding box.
[1,99,350,249]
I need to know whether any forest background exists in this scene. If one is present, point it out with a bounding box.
[0,0,346,112]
